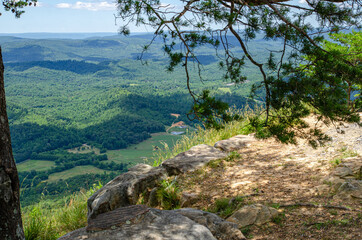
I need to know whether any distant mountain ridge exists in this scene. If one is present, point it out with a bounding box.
[0,33,280,63]
[0,32,118,39]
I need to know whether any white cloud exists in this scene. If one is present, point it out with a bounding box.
[56,3,72,9]
[55,1,115,11]
[299,0,306,3]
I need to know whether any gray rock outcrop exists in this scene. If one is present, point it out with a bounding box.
[314,157,362,200]
[172,208,246,240]
[87,164,167,219]
[214,135,255,152]
[79,141,252,239]
[88,144,231,219]
[162,144,228,175]
[59,205,217,240]
[226,204,279,228]
[59,205,247,240]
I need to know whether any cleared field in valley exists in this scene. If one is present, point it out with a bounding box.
[105,133,182,165]
[17,160,56,172]
[47,165,112,182]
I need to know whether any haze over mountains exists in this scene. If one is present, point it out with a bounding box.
[0,32,118,39]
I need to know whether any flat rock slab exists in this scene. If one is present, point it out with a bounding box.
[59,207,217,240]
[87,205,149,231]
[227,204,278,228]
[333,166,354,178]
[172,208,246,240]
[214,135,255,152]
[88,164,167,219]
[162,144,228,175]
[340,158,362,173]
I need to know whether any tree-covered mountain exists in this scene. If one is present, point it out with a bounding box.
[1,33,274,205]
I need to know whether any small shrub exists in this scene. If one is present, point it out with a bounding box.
[270,203,280,209]
[208,196,245,218]
[213,198,230,212]
[240,226,251,236]
[330,158,342,167]
[207,159,223,168]
[225,151,240,162]
[271,213,285,225]
[88,182,103,195]
[157,178,181,210]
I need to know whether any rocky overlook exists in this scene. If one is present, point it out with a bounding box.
[59,116,361,240]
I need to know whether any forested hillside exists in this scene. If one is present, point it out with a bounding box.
[1,34,276,205]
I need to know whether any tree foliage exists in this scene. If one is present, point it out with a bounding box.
[303,30,361,111]
[116,0,361,145]
[1,0,37,17]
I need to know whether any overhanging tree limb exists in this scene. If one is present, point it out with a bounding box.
[115,0,361,142]
[1,0,37,17]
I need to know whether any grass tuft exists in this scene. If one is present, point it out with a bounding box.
[156,178,181,210]
[22,183,102,240]
[207,196,245,218]
[271,212,285,225]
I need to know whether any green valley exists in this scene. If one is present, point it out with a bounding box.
[1,33,275,206]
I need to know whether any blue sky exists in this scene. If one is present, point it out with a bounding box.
[0,0,306,34]
[0,0,151,33]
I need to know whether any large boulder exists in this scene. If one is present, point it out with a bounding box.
[214,135,255,152]
[162,144,228,175]
[59,205,217,240]
[87,164,167,219]
[226,204,279,228]
[172,208,246,240]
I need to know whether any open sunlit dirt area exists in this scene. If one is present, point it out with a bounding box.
[178,118,362,239]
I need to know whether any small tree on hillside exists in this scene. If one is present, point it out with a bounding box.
[1,1,37,239]
[115,0,361,145]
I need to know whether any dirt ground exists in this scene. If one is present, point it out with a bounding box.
[178,118,362,239]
